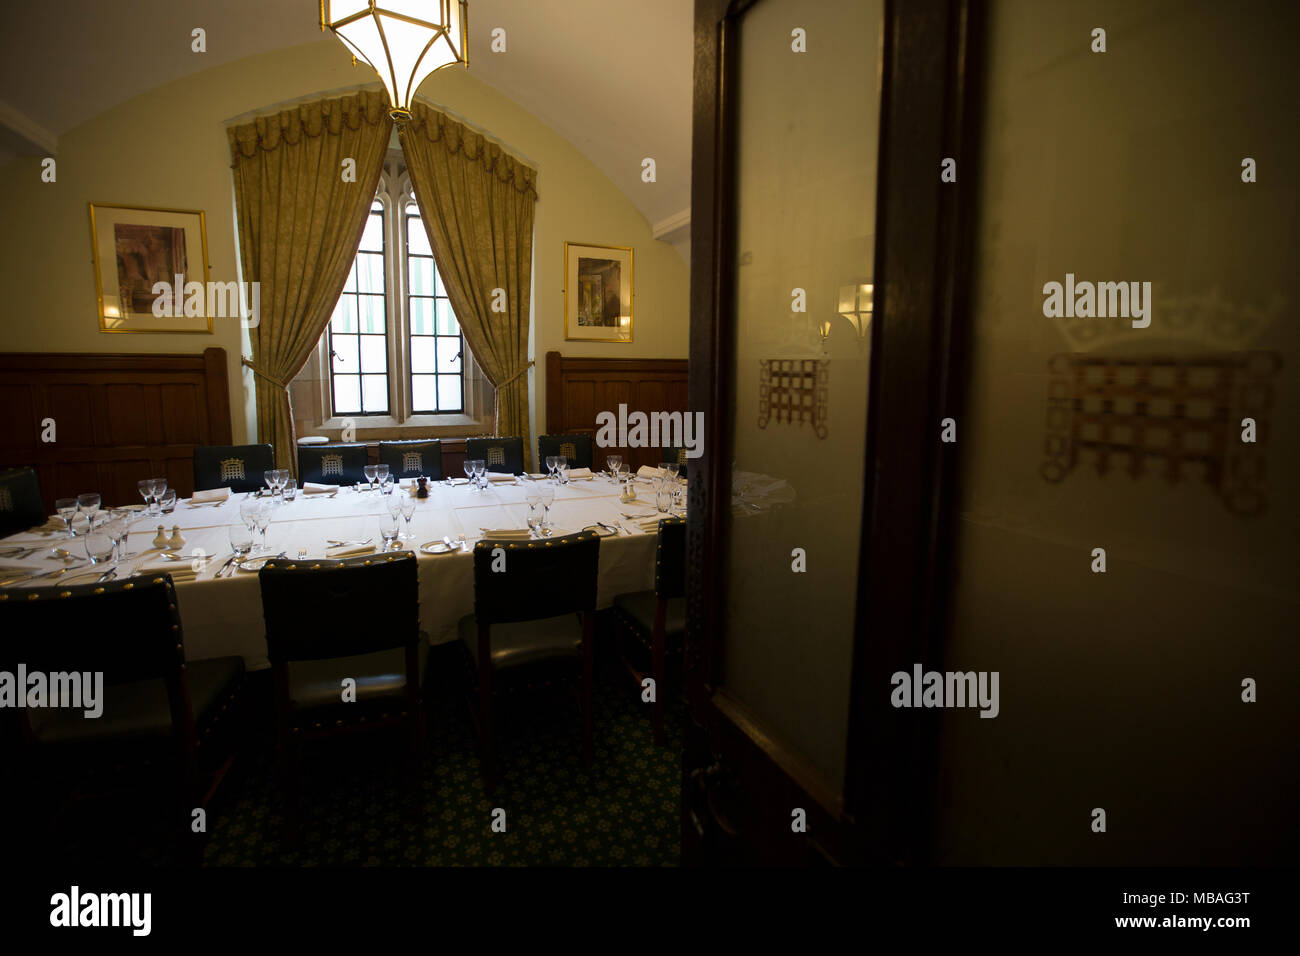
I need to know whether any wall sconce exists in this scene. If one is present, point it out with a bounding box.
[836,282,873,350]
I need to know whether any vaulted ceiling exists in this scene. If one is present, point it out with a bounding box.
[0,0,692,236]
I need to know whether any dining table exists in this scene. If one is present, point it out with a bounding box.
[0,475,684,670]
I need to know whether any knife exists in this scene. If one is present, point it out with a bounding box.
[215,553,238,578]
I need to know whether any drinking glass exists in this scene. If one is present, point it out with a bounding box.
[282,478,297,501]
[105,518,128,563]
[606,455,623,482]
[376,464,390,487]
[56,497,78,537]
[538,485,555,532]
[263,470,278,499]
[379,472,394,495]
[525,489,541,533]
[239,498,259,533]
[364,464,379,492]
[661,461,679,482]
[229,523,254,563]
[656,489,673,514]
[472,459,487,490]
[398,495,417,539]
[558,461,570,485]
[545,455,559,482]
[380,520,399,551]
[136,480,154,514]
[159,488,177,514]
[385,492,403,521]
[254,501,272,553]
[76,493,101,528]
[463,460,474,483]
[84,530,115,565]
[152,478,168,511]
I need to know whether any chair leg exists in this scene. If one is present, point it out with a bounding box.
[582,611,595,768]
[273,664,299,846]
[652,600,667,747]
[478,622,496,792]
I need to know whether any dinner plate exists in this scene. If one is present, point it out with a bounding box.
[419,540,457,555]
[237,557,272,572]
[580,524,618,538]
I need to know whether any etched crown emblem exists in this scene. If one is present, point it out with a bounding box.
[321,453,344,478]
[218,457,246,482]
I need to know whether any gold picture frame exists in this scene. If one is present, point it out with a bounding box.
[564,241,633,342]
[89,202,213,334]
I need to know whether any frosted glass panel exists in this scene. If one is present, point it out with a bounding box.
[721,0,883,795]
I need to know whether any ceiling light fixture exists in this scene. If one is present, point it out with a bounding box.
[321,1,469,123]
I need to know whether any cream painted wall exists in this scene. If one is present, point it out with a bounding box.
[0,39,690,449]
[933,0,1299,864]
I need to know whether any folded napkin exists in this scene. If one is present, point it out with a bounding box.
[137,561,199,582]
[446,478,471,486]
[30,516,68,534]
[303,482,338,495]
[191,487,230,504]
[636,465,664,479]
[479,529,532,540]
[635,517,669,533]
[487,473,517,483]
[567,467,593,479]
[526,473,549,480]
[325,543,376,559]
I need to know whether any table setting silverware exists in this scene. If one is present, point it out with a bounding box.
[327,538,372,547]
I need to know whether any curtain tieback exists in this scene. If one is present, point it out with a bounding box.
[241,357,291,390]
[495,360,535,391]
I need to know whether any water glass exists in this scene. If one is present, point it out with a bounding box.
[229,523,253,559]
[661,461,679,482]
[254,501,272,552]
[151,478,168,511]
[364,464,378,492]
[558,461,570,485]
[159,488,177,513]
[656,489,673,514]
[239,498,259,532]
[282,478,297,501]
[376,464,390,486]
[380,520,399,551]
[472,459,487,489]
[56,497,77,537]
[379,473,394,495]
[84,530,115,565]
[606,455,623,482]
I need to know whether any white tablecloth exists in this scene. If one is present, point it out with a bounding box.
[0,477,682,669]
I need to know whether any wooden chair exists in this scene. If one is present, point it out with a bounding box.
[538,434,594,470]
[193,443,274,493]
[0,574,245,863]
[0,466,46,536]
[613,517,686,745]
[378,439,443,480]
[457,532,600,789]
[296,442,369,485]
[257,551,425,843]
[465,436,525,474]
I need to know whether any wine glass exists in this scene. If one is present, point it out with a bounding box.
[525,489,541,534]
[105,518,128,563]
[152,478,168,512]
[55,497,78,537]
[263,469,278,499]
[656,488,672,514]
[605,455,623,483]
[239,498,259,534]
[385,492,403,523]
[661,461,679,483]
[364,464,378,493]
[136,480,155,514]
[282,477,297,502]
[462,460,474,484]
[558,460,571,485]
[376,464,390,488]
[254,501,272,553]
[545,455,559,482]
[76,493,101,528]
[398,495,416,539]
[84,529,115,566]
[538,485,555,533]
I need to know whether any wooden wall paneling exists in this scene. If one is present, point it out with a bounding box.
[544,351,690,471]
[0,347,233,513]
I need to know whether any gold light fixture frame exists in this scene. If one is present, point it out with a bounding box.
[321,1,470,123]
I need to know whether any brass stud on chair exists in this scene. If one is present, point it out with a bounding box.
[27,593,39,601]
[59,590,71,598]
[123,582,133,590]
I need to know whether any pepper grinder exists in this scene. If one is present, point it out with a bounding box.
[167,525,185,551]
[416,477,429,499]
[152,525,169,550]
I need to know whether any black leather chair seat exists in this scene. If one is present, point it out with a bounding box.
[613,591,686,639]
[287,641,429,711]
[28,656,244,746]
[458,612,583,670]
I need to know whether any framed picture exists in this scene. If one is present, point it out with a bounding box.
[89,203,212,334]
[564,241,633,342]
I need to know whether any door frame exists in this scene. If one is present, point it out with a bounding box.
[684,0,984,865]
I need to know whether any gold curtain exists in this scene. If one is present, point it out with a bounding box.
[400,101,539,471]
[228,91,392,473]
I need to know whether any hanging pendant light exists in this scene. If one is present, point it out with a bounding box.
[322,1,469,123]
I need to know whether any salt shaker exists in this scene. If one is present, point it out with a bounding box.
[167,526,185,550]
[152,525,169,550]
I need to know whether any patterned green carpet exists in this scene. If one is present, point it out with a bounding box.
[24,642,685,867]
